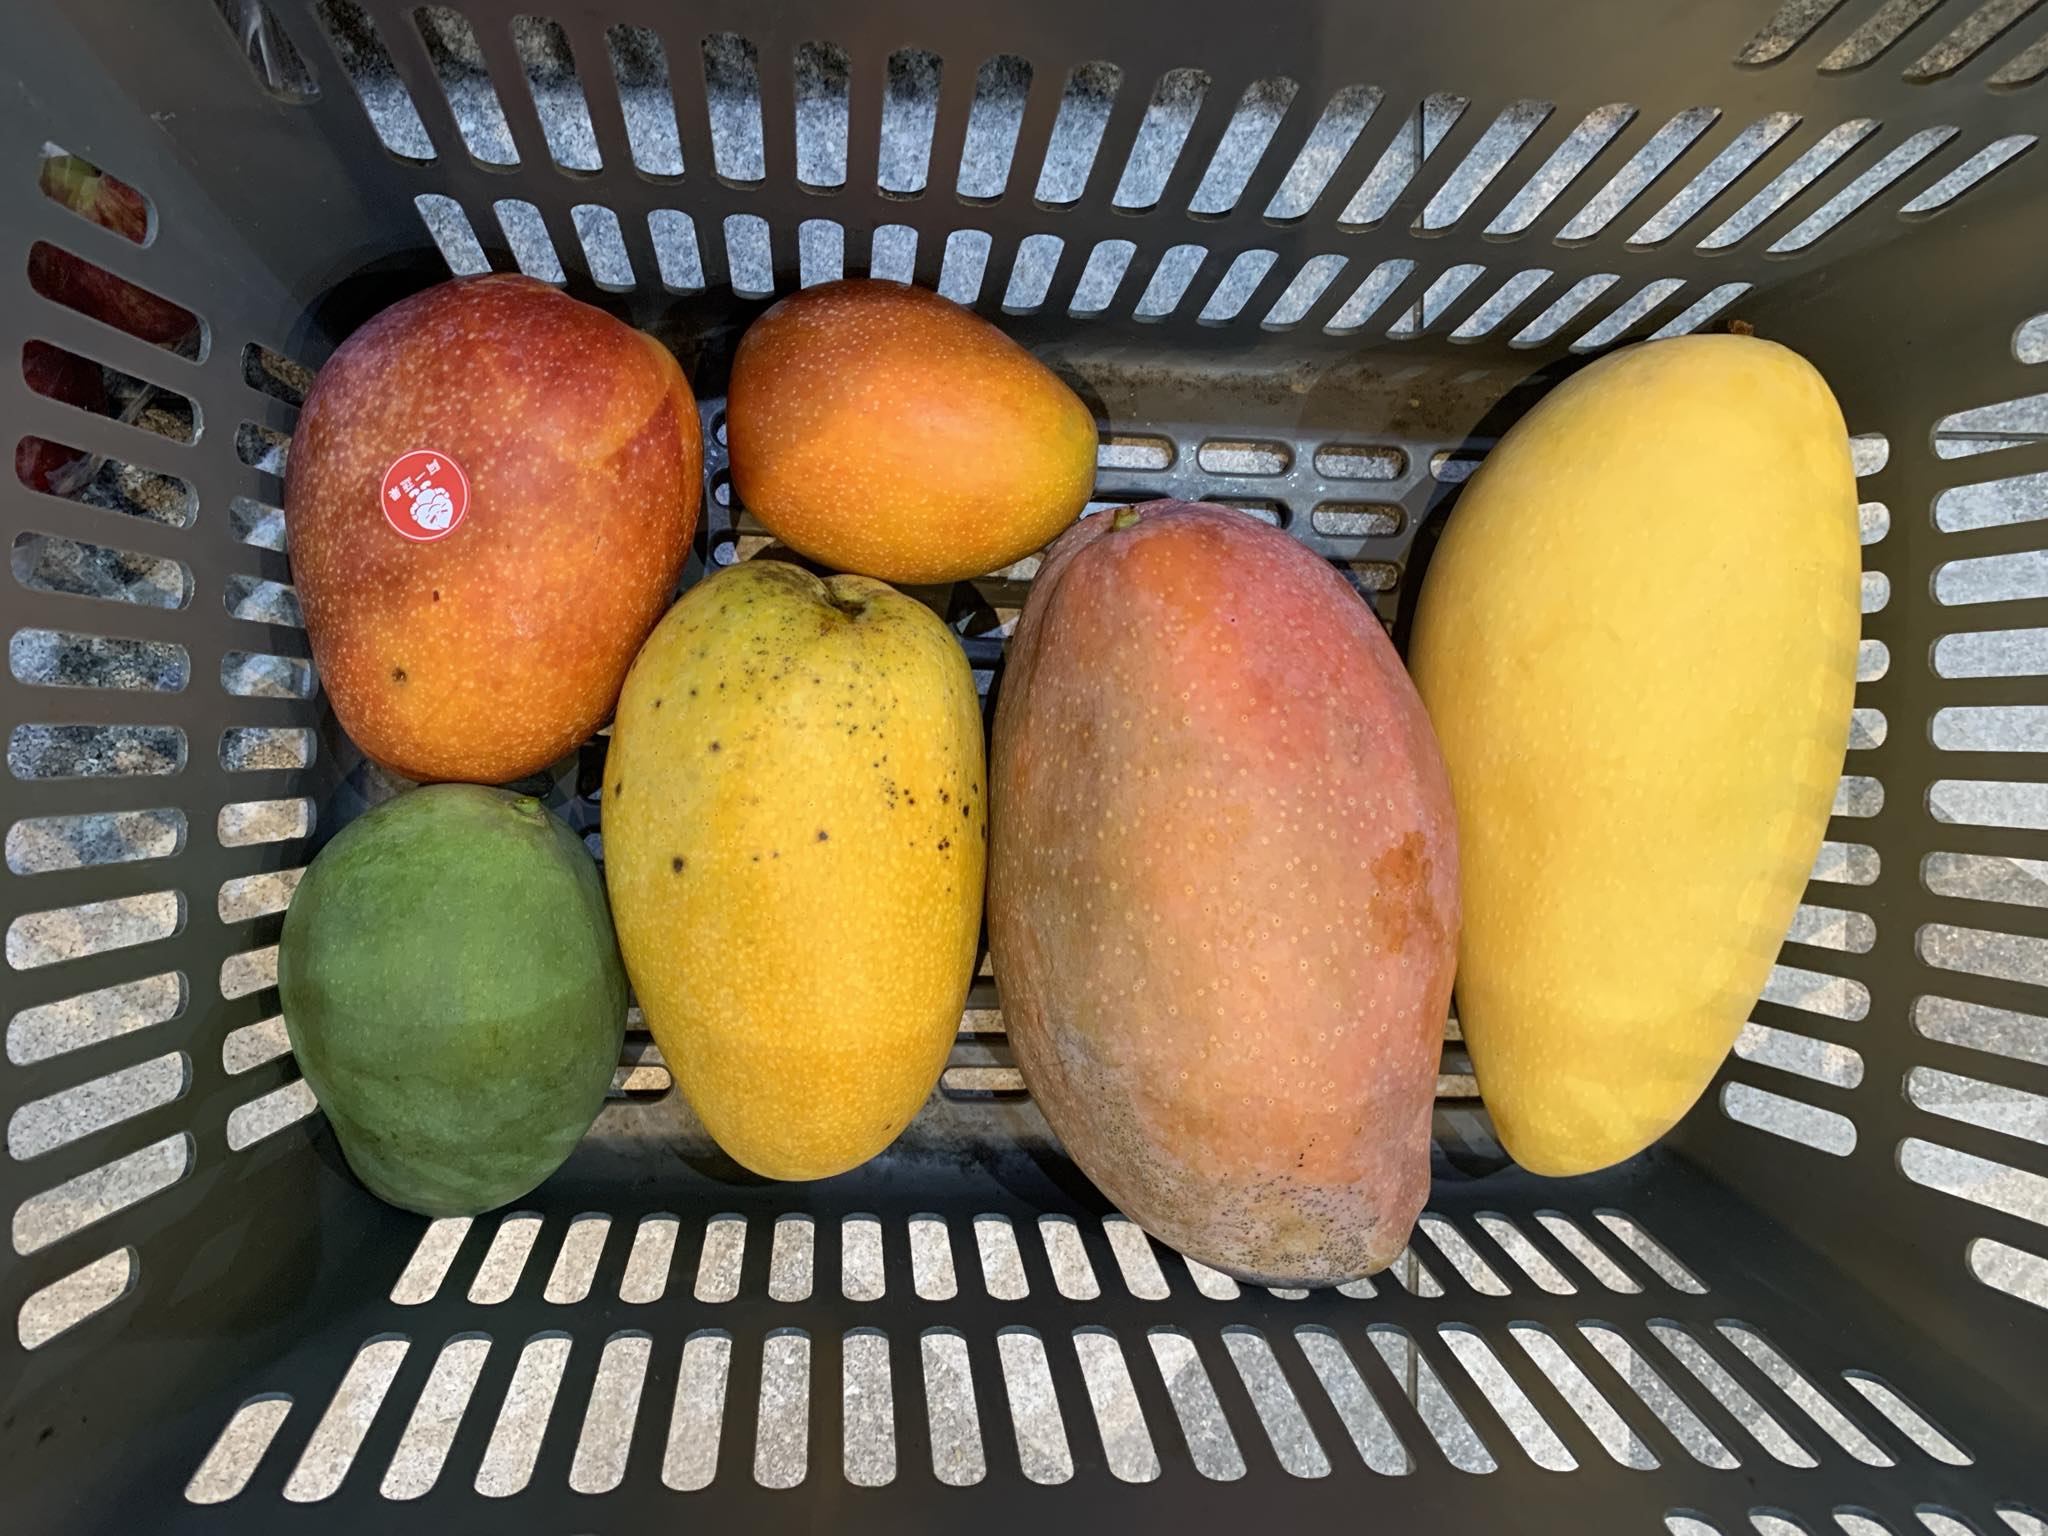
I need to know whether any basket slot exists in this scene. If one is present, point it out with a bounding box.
[408,5,519,166]
[1765,124,1963,255]
[386,1215,474,1306]
[1437,1323,1580,1469]
[1700,117,1881,250]
[938,226,994,305]
[1445,267,1554,341]
[1718,1322,1896,1466]
[277,1333,412,1501]
[1735,1019,1866,1091]
[1415,1213,1512,1297]
[1362,1323,1501,1472]
[655,1329,732,1490]
[1900,129,2038,215]
[488,12,591,174]
[1387,262,1487,339]
[1899,1115,2048,1206]
[1533,1210,1648,1293]
[953,54,1031,202]
[9,1126,191,1260]
[1474,102,1633,238]
[375,1333,493,1499]
[542,1212,613,1305]
[764,1212,813,1303]
[1062,1328,1155,1481]
[1017,60,1109,208]
[1911,1028,2048,1105]
[1186,76,1300,219]
[1649,1319,1820,1468]
[1270,1320,1382,1473]
[1818,0,1959,74]
[1380,96,1496,235]
[12,1243,135,1351]
[1521,1321,1668,1468]
[1907,1065,2048,1157]
[897,1212,952,1301]
[1967,1235,2048,1314]
[1629,113,1804,246]
[471,1329,571,1495]
[592,23,683,180]
[912,1327,983,1483]
[1579,1321,1741,1468]
[564,1330,653,1493]
[1412,101,1548,233]
[1253,81,1374,221]
[1468,1212,1575,1295]
[1183,1324,1297,1476]
[185,1392,294,1504]
[1989,28,2048,86]
[1510,273,1621,348]
[1135,1325,1243,1477]
[11,403,199,503]
[352,0,465,162]
[1288,1324,1411,1473]
[1557,107,1724,245]
[1570,277,1691,352]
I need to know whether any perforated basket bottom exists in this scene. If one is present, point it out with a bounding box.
[113,1123,2018,1535]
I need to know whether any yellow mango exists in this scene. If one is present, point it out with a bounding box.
[1408,335,1859,1176]
[603,562,986,1179]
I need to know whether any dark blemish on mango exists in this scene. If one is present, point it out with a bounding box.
[431,589,440,602]
[1367,831,1437,956]
[816,829,829,841]
[614,781,623,796]
[671,855,685,872]
[709,740,722,753]
[653,696,663,709]
[937,837,951,851]
[391,667,408,683]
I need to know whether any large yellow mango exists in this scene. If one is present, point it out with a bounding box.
[1409,335,1858,1176]
[603,562,986,1179]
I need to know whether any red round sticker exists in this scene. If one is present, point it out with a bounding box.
[379,449,469,542]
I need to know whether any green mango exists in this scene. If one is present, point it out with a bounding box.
[278,783,626,1216]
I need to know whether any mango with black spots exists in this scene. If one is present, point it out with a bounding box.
[278,784,627,1216]
[603,560,986,1179]
[1409,334,1859,1177]
[989,501,1460,1285]
[285,274,701,783]
[727,279,1097,584]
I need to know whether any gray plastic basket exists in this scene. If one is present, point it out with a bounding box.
[5,1,2047,1530]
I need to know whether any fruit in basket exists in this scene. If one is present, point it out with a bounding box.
[603,559,986,1180]
[17,340,107,495]
[989,502,1458,1285]
[285,274,701,783]
[726,279,1097,585]
[1408,334,1859,1177]
[278,784,628,1216]
[30,153,201,350]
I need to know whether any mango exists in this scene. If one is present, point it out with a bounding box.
[603,560,986,1179]
[278,784,627,1216]
[1408,334,1859,1177]
[286,274,701,783]
[990,502,1459,1284]
[727,280,1096,584]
